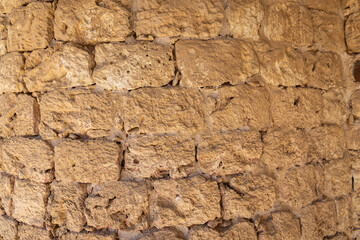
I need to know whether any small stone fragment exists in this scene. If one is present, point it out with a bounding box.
[18,224,52,240]
[346,11,360,53]
[0,52,24,94]
[54,139,120,184]
[0,215,17,240]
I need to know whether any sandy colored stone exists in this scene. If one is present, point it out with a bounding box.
[228,0,264,40]
[343,0,360,16]
[134,0,225,39]
[24,44,94,92]
[223,174,276,219]
[189,226,220,240]
[150,176,221,228]
[276,164,324,210]
[353,193,360,228]
[54,0,131,44]
[197,131,262,176]
[0,52,24,94]
[60,232,116,240]
[0,94,39,137]
[123,87,205,135]
[347,124,360,150]
[0,215,17,240]
[351,89,360,118]
[93,42,174,91]
[124,134,195,179]
[335,197,352,234]
[206,85,271,131]
[304,0,341,14]
[39,89,118,139]
[264,2,313,46]
[18,224,51,240]
[138,228,185,240]
[13,179,49,227]
[258,212,301,240]
[85,181,148,230]
[47,182,87,232]
[322,90,348,126]
[1,138,53,183]
[324,159,351,199]
[176,39,259,87]
[0,173,13,216]
[54,139,120,184]
[262,128,310,171]
[7,2,53,52]
[326,233,351,240]
[346,11,360,53]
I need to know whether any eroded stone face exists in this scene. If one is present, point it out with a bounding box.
[0,52,24,94]
[54,139,120,184]
[18,224,51,240]
[85,181,149,230]
[324,159,352,199]
[0,215,17,240]
[93,42,174,90]
[176,40,259,87]
[150,176,221,228]
[0,173,13,216]
[138,228,185,240]
[7,2,54,52]
[304,0,341,14]
[346,11,360,53]
[54,0,131,44]
[134,0,225,39]
[351,90,360,118]
[59,232,116,240]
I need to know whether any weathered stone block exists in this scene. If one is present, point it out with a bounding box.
[13,179,49,227]
[197,131,262,176]
[324,159,352,198]
[223,174,276,219]
[322,90,348,125]
[124,134,195,179]
[347,125,360,150]
[176,40,259,87]
[351,89,360,118]
[122,87,205,135]
[59,232,116,240]
[54,139,120,184]
[137,227,185,240]
[47,182,87,232]
[346,11,360,53]
[24,44,94,92]
[85,181,148,230]
[54,0,131,44]
[0,215,17,240]
[7,2,53,52]
[0,94,39,137]
[0,173,13,216]
[304,0,341,14]
[93,42,174,90]
[206,85,271,131]
[0,52,24,94]
[150,176,221,228]
[1,137,53,183]
[343,0,360,16]
[134,0,225,39]
[18,224,51,240]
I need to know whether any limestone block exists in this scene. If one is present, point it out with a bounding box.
[343,0,360,16]
[276,164,324,210]
[134,0,225,39]
[54,139,120,184]
[304,0,341,14]
[13,179,49,227]
[322,90,348,125]
[150,176,221,228]
[347,124,360,150]
[258,212,301,240]
[223,174,276,219]
[122,87,205,135]
[39,89,118,139]
[7,2,53,52]
[206,85,271,131]
[85,181,148,230]
[353,193,360,228]
[228,0,264,40]
[59,232,116,240]
[176,40,259,87]
[324,159,352,198]
[24,44,94,92]
[335,197,352,234]
[346,11,360,53]
[0,52,24,94]
[124,134,195,179]
[47,182,87,232]
[351,89,360,118]
[197,131,262,176]
[93,42,174,90]
[0,173,13,216]
[138,228,185,240]
[18,224,51,240]
[0,94,39,137]
[54,0,131,44]
[0,0,52,14]
[264,2,313,46]
[189,226,220,240]
[0,215,17,240]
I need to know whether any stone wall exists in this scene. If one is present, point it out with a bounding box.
[0,0,358,239]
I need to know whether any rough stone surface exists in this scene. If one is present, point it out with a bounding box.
[54,0,131,44]
[176,39,259,87]
[0,173,13,216]
[12,179,49,227]
[93,42,174,90]
[0,52,24,94]
[304,0,341,14]
[150,176,221,228]
[347,125,360,150]
[346,11,360,53]
[85,181,148,230]
[59,232,116,240]
[7,2,53,52]
[351,90,360,118]
[343,0,360,16]
[47,182,87,232]
[324,159,352,199]
[24,44,94,92]
[18,224,51,240]
[124,134,195,179]
[54,139,120,184]
[197,131,262,176]
[134,0,225,39]
[0,215,17,240]
[137,227,185,240]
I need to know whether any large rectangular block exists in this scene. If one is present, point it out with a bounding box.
[0,52,24,94]
[93,42,174,91]
[54,0,131,44]
[150,176,221,228]
[1,137,54,183]
[124,134,195,179]
[54,139,120,184]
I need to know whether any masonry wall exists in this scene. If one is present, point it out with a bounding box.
[0,0,358,239]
